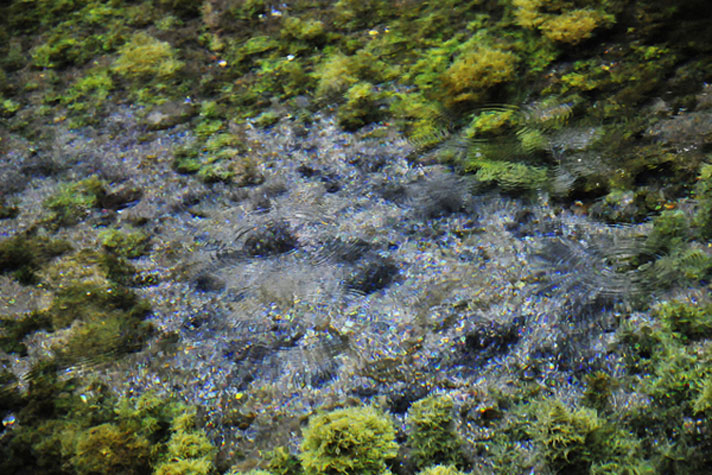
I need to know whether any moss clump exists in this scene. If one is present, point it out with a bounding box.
[154,410,216,475]
[281,16,326,44]
[654,300,712,343]
[47,280,152,364]
[61,69,113,115]
[1,372,212,475]
[512,0,615,45]
[540,9,614,45]
[43,175,106,227]
[37,250,153,365]
[467,159,548,193]
[530,398,646,474]
[300,406,398,475]
[416,465,466,475]
[443,47,518,104]
[266,446,302,475]
[645,209,690,254]
[406,394,465,471]
[314,51,392,102]
[72,422,152,475]
[99,227,150,259]
[337,81,384,131]
[112,32,183,80]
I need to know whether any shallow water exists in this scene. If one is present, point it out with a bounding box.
[0,106,687,458]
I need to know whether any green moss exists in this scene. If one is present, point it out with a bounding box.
[332,0,392,30]
[467,159,548,192]
[281,16,326,44]
[43,175,106,227]
[99,227,150,259]
[406,394,465,471]
[154,410,216,475]
[415,466,466,475]
[645,209,690,254]
[539,9,615,45]
[443,46,519,104]
[300,406,398,475]
[530,398,646,474]
[0,96,21,117]
[112,32,183,80]
[582,371,617,412]
[337,81,383,131]
[254,110,281,128]
[173,145,203,175]
[654,300,712,342]
[71,422,152,475]
[31,33,81,69]
[315,51,391,102]
[512,0,616,45]
[266,446,303,475]
[1,371,209,475]
[62,69,113,114]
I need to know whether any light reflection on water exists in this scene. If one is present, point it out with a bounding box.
[0,107,699,457]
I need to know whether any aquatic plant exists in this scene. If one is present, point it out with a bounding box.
[266,446,303,475]
[529,398,646,474]
[43,175,106,227]
[512,0,616,45]
[415,465,466,475]
[443,46,519,104]
[154,410,216,475]
[99,227,151,259]
[337,81,384,131]
[72,422,153,475]
[406,394,465,470]
[112,32,183,80]
[300,406,398,475]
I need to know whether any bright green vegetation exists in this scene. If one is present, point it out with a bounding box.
[43,175,106,227]
[2,0,708,195]
[406,394,465,470]
[416,466,466,475]
[300,406,398,475]
[0,366,215,475]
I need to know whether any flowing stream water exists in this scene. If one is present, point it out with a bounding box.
[0,104,684,458]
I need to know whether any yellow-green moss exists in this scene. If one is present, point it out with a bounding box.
[300,406,398,475]
[444,47,518,103]
[416,465,466,475]
[72,423,152,475]
[540,9,613,45]
[406,394,465,470]
[513,0,615,45]
[155,410,216,475]
[43,175,106,227]
[337,81,383,130]
[112,32,183,80]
